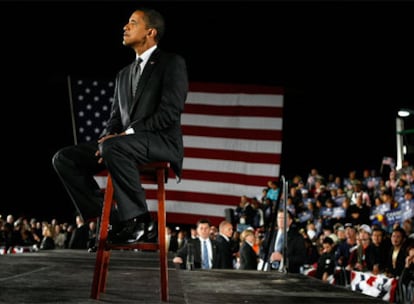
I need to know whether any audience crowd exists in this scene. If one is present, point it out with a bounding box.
[1,162,414,303]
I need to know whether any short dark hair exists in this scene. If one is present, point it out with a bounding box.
[372,227,385,236]
[392,226,407,239]
[138,8,165,43]
[323,236,334,245]
[197,218,211,228]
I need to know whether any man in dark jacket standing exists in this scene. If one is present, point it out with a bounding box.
[259,209,306,273]
[173,219,218,270]
[214,220,238,269]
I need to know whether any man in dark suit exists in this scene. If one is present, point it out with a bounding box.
[214,220,238,269]
[173,219,218,270]
[52,7,188,245]
[259,209,306,273]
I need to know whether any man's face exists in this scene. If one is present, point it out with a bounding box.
[197,223,211,239]
[122,11,151,47]
[277,213,291,229]
[222,224,233,238]
[371,230,383,245]
[391,231,404,246]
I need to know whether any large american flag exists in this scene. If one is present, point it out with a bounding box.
[69,77,284,226]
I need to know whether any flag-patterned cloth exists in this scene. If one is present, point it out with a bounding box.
[350,270,398,302]
[69,78,284,226]
[69,77,114,143]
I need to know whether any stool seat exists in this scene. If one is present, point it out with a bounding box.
[90,161,170,302]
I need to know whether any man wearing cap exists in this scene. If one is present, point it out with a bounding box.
[334,223,347,244]
[334,223,357,285]
[346,224,372,272]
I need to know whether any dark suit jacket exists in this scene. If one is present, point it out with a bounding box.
[385,243,408,277]
[105,48,188,179]
[168,234,178,253]
[260,224,306,273]
[214,234,238,269]
[239,242,258,270]
[175,237,218,269]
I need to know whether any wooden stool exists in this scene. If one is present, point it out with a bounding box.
[90,162,170,302]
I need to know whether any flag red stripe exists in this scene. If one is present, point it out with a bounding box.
[184,104,283,117]
[182,126,282,140]
[147,189,241,206]
[183,147,281,164]
[390,277,397,303]
[189,82,284,94]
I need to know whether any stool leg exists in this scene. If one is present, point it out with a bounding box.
[157,168,168,302]
[91,175,114,299]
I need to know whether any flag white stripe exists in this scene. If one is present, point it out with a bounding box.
[187,92,283,107]
[183,135,282,154]
[182,114,282,130]
[184,157,280,176]
[147,200,234,217]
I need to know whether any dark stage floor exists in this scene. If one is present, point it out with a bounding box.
[0,249,386,304]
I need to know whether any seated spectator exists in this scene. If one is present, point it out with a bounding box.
[234,195,256,227]
[303,237,319,266]
[316,236,336,283]
[366,226,391,275]
[68,215,89,249]
[348,195,371,226]
[40,224,55,250]
[53,224,67,249]
[335,223,357,284]
[346,224,372,272]
[266,180,280,202]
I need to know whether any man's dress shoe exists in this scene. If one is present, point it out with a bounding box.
[108,217,157,245]
[87,207,122,252]
[87,222,125,252]
[88,245,97,253]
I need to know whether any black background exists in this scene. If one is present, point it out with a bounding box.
[2,0,414,222]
